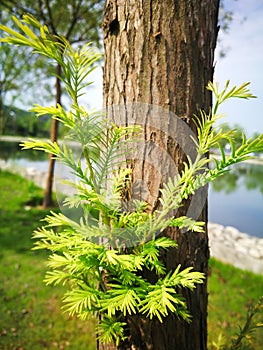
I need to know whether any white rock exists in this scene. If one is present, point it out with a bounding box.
[239,237,258,248]
[249,248,262,259]
[235,244,248,255]
[225,226,241,239]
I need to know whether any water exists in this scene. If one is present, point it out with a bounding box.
[1,139,262,238]
[208,163,263,238]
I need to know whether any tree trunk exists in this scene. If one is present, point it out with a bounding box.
[42,64,61,208]
[0,93,4,135]
[102,1,219,349]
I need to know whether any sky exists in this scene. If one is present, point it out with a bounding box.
[85,0,263,137]
[214,0,263,136]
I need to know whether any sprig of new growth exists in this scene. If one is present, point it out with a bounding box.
[212,297,263,350]
[152,82,262,236]
[230,296,263,350]
[207,80,256,115]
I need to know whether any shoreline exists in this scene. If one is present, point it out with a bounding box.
[0,159,262,275]
[208,222,263,275]
[1,135,263,166]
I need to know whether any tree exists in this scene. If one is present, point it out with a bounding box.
[0,41,25,134]
[0,7,59,132]
[216,122,244,149]
[1,0,104,207]
[2,14,262,350]
[0,10,34,134]
[102,1,220,349]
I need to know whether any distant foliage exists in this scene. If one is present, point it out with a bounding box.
[2,105,50,137]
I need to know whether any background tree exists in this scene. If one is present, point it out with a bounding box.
[216,122,244,149]
[0,42,25,134]
[0,10,35,134]
[102,0,219,349]
[1,0,104,207]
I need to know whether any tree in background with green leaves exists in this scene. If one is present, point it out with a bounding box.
[0,10,35,134]
[1,0,104,208]
[215,122,245,150]
[1,16,263,349]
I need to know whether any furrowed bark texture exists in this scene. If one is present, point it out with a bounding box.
[102,1,219,349]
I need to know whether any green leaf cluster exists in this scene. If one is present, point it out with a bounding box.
[1,16,262,346]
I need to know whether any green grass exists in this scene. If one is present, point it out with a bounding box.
[0,170,96,350]
[208,259,263,349]
[0,169,262,349]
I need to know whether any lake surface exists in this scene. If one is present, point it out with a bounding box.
[208,164,263,238]
[1,139,262,238]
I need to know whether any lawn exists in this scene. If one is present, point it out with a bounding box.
[0,169,262,349]
[0,170,96,350]
[208,259,263,349]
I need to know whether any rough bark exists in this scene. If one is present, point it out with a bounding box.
[42,64,61,208]
[102,1,219,349]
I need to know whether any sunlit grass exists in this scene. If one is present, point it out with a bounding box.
[0,170,96,349]
[208,258,263,349]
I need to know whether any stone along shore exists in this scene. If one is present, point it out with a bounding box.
[1,160,263,275]
[208,222,263,275]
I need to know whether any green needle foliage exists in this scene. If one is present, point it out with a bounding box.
[1,15,263,346]
[212,296,263,350]
[230,296,263,350]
